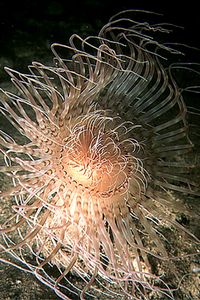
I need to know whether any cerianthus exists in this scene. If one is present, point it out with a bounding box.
[0,10,199,300]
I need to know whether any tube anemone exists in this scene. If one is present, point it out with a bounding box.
[0,10,199,300]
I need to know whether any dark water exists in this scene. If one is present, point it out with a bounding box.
[0,0,199,76]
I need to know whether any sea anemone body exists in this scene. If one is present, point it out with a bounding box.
[0,10,199,300]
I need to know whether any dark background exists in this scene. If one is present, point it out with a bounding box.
[0,0,199,40]
[0,0,199,45]
[0,0,199,111]
[0,0,199,107]
[0,0,199,69]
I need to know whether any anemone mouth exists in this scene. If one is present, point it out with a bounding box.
[61,121,136,197]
